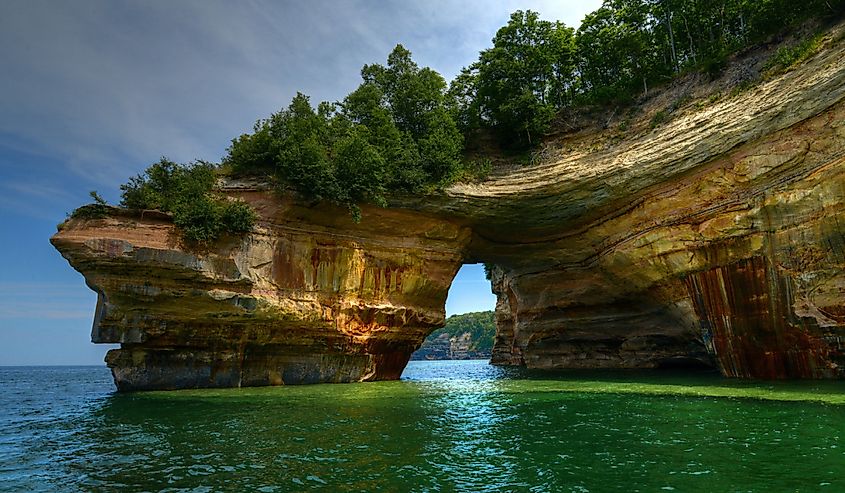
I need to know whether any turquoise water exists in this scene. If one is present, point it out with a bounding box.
[1,361,844,492]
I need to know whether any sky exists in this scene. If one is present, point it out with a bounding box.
[0,0,602,366]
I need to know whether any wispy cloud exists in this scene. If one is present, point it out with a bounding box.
[0,174,90,221]
[0,182,77,207]
[0,282,91,294]
[0,1,601,189]
[0,306,92,320]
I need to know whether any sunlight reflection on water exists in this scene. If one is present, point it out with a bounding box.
[1,362,845,492]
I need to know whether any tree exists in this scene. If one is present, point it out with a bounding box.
[470,10,576,148]
[333,127,388,216]
[361,45,448,140]
[273,93,339,201]
[446,65,482,132]
[576,1,662,104]
[224,45,465,216]
[118,158,255,244]
[347,44,464,188]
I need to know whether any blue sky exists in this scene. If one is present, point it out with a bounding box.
[0,0,601,365]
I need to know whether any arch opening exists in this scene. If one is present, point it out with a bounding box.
[408,263,496,364]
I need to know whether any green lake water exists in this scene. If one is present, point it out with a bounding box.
[1,360,844,492]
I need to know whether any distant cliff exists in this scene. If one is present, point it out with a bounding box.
[411,311,495,360]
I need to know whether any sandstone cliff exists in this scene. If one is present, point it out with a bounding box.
[53,25,845,389]
[53,200,469,390]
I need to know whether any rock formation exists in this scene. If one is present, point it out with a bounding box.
[52,200,469,390]
[53,26,845,389]
[410,311,495,360]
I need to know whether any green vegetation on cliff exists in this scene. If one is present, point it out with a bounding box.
[119,158,255,243]
[434,311,496,351]
[453,1,845,149]
[413,311,496,360]
[224,46,486,220]
[69,159,256,245]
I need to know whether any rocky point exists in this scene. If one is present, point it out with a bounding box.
[53,24,845,389]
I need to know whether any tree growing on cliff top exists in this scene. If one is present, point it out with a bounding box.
[450,2,844,152]
[342,44,464,190]
[119,158,255,243]
[466,10,576,149]
[224,45,465,219]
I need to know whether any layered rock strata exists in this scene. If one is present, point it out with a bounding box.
[453,28,845,378]
[53,26,845,388]
[53,199,469,390]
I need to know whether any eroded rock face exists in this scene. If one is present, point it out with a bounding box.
[52,199,470,390]
[452,27,845,378]
[52,26,845,388]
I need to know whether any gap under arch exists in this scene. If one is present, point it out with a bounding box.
[406,263,496,366]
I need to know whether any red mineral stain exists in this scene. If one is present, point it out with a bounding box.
[272,241,305,289]
[308,247,340,289]
[372,267,382,294]
[384,265,393,291]
[685,256,836,378]
[96,239,126,258]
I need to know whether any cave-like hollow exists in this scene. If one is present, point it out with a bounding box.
[431,256,719,378]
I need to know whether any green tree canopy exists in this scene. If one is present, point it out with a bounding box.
[423,311,496,352]
[225,45,465,218]
[470,10,576,149]
[450,1,843,150]
[119,158,255,244]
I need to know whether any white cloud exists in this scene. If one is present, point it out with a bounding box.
[0,0,602,196]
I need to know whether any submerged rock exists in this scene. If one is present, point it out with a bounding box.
[53,25,845,389]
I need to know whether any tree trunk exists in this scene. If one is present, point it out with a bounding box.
[683,14,697,65]
[665,7,679,72]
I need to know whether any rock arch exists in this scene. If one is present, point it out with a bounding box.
[52,34,845,390]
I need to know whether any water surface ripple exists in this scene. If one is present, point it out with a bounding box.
[2,361,844,492]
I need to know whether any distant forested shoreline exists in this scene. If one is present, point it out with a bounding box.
[411,311,495,361]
